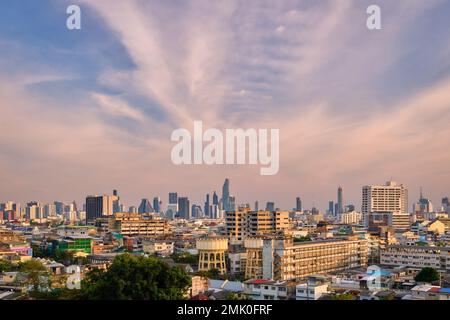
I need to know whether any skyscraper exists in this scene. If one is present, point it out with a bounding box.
[229,195,236,211]
[296,197,302,211]
[153,197,161,213]
[328,201,334,215]
[178,197,190,219]
[222,179,230,212]
[138,199,153,214]
[337,186,344,215]
[213,191,219,206]
[266,202,275,212]
[86,194,117,222]
[255,201,259,211]
[204,194,210,217]
[169,192,178,205]
[442,197,449,213]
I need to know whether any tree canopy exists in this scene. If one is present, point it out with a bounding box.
[80,254,191,300]
[414,267,440,283]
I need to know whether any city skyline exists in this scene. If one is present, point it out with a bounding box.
[0,179,448,214]
[1,0,450,211]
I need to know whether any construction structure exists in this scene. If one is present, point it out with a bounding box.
[244,237,264,279]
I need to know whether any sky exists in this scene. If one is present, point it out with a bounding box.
[1,0,450,211]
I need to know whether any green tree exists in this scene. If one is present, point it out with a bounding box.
[0,259,14,272]
[171,253,199,264]
[18,260,50,292]
[80,254,191,300]
[414,267,440,283]
[294,236,312,243]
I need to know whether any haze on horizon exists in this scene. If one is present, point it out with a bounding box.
[1,0,450,211]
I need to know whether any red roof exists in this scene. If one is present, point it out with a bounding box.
[249,279,270,284]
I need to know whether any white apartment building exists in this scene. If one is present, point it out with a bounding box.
[362,181,409,229]
[243,279,297,300]
[340,211,363,225]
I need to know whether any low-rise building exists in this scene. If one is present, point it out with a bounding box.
[244,279,297,300]
[381,244,450,272]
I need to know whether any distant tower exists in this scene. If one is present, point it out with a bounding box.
[296,197,302,211]
[255,201,259,211]
[212,191,219,206]
[266,202,275,212]
[338,186,344,215]
[328,201,334,215]
[222,179,230,212]
[204,194,210,217]
[138,199,153,213]
[153,197,161,213]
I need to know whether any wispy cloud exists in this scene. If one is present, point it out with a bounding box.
[0,0,449,208]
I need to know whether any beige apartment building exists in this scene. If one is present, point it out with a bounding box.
[244,236,368,281]
[362,181,410,231]
[381,244,450,272]
[108,213,171,237]
[226,208,290,241]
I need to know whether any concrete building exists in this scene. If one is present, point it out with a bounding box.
[86,194,119,222]
[381,244,450,272]
[108,213,171,237]
[243,279,297,300]
[196,237,228,274]
[226,208,290,241]
[362,181,408,228]
[244,236,368,281]
[340,211,363,225]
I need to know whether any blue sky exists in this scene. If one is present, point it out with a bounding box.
[1,0,450,210]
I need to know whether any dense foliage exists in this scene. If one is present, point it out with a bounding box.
[414,267,440,283]
[79,254,191,300]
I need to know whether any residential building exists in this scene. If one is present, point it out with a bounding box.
[381,244,450,272]
[108,213,171,237]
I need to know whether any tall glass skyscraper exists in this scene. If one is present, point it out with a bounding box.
[222,178,230,212]
[138,199,153,213]
[337,186,344,215]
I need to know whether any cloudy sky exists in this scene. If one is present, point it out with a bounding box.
[1,0,450,211]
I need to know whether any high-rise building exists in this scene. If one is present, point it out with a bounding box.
[222,179,230,212]
[362,181,409,228]
[178,197,190,219]
[229,195,236,212]
[337,186,344,215]
[255,201,259,211]
[204,194,210,217]
[54,201,64,215]
[328,201,334,215]
[213,192,219,206]
[169,192,178,205]
[138,199,153,214]
[413,188,433,216]
[442,197,449,213]
[128,206,137,213]
[296,197,302,212]
[191,205,203,219]
[153,197,161,213]
[265,202,275,212]
[85,193,118,222]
